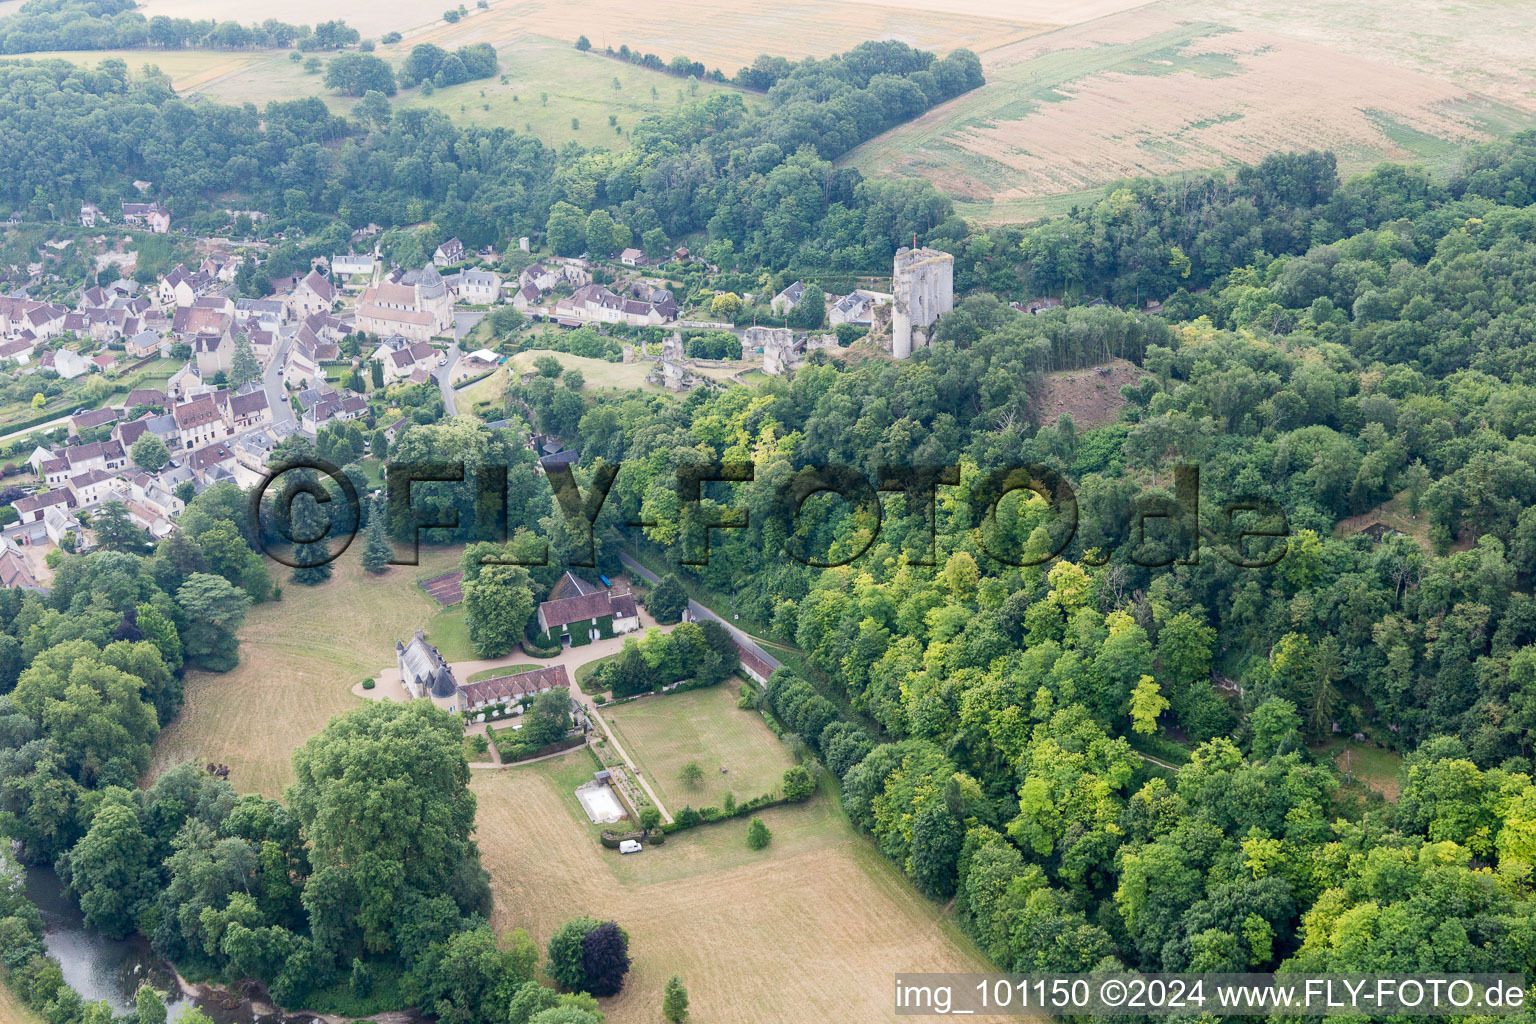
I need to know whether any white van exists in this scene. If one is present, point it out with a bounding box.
[618,839,642,854]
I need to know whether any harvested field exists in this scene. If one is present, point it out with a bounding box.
[1034,357,1144,429]
[390,0,1047,72]
[138,0,1049,66]
[474,752,1003,1024]
[0,48,267,91]
[1162,0,1536,111]
[843,11,1536,221]
[148,546,464,798]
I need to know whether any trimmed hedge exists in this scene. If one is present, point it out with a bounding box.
[661,790,787,834]
[523,641,561,659]
[497,732,586,763]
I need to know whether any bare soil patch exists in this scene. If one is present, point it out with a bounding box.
[1034,357,1143,428]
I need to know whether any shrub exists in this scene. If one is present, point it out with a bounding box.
[648,574,687,623]
[580,921,631,996]
[546,916,599,991]
[746,817,771,850]
[361,678,375,690]
[781,765,815,802]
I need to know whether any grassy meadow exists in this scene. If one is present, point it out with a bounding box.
[149,545,464,798]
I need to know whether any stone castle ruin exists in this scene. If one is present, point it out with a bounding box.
[891,246,954,359]
[646,332,701,391]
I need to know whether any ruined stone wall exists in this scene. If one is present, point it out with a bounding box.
[892,247,954,358]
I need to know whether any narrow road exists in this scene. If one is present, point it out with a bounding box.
[0,414,70,444]
[618,551,782,675]
[437,311,486,416]
[263,330,295,429]
[1136,751,1183,772]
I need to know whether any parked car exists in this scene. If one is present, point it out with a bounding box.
[618,839,642,854]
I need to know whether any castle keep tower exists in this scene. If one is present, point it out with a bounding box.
[891,246,954,359]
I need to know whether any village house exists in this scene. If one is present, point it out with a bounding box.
[13,488,73,528]
[554,282,677,328]
[123,330,165,359]
[190,329,235,378]
[287,269,338,320]
[510,282,542,312]
[448,269,502,304]
[79,202,102,227]
[166,363,202,401]
[120,389,167,413]
[241,323,277,365]
[233,431,276,473]
[69,408,119,436]
[433,237,466,267]
[0,338,34,365]
[121,201,170,233]
[381,340,441,384]
[184,440,238,486]
[227,387,272,432]
[534,589,640,646]
[298,386,368,436]
[173,395,226,450]
[0,539,39,590]
[46,349,90,380]
[283,338,321,389]
[67,468,120,509]
[157,265,215,309]
[383,416,411,444]
[91,352,118,374]
[619,247,647,267]
[330,254,376,285]
[8,500,83,549]
[302,311,350,343]
[518,261,590,293]
[828,289,889,328]
[235,297,287,328]
[17,302,67,340]
[770,280,805,315]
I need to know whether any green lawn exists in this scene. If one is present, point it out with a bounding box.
[602,682,795,813]
[457,365,508,416]
[1314,738,1403,801]
[574,651,619,695]
[426,604,477,662]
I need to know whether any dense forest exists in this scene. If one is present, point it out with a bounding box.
[0,40,978,272]
[0,0,359,54]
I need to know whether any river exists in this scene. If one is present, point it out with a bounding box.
[24,867,301,1024]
